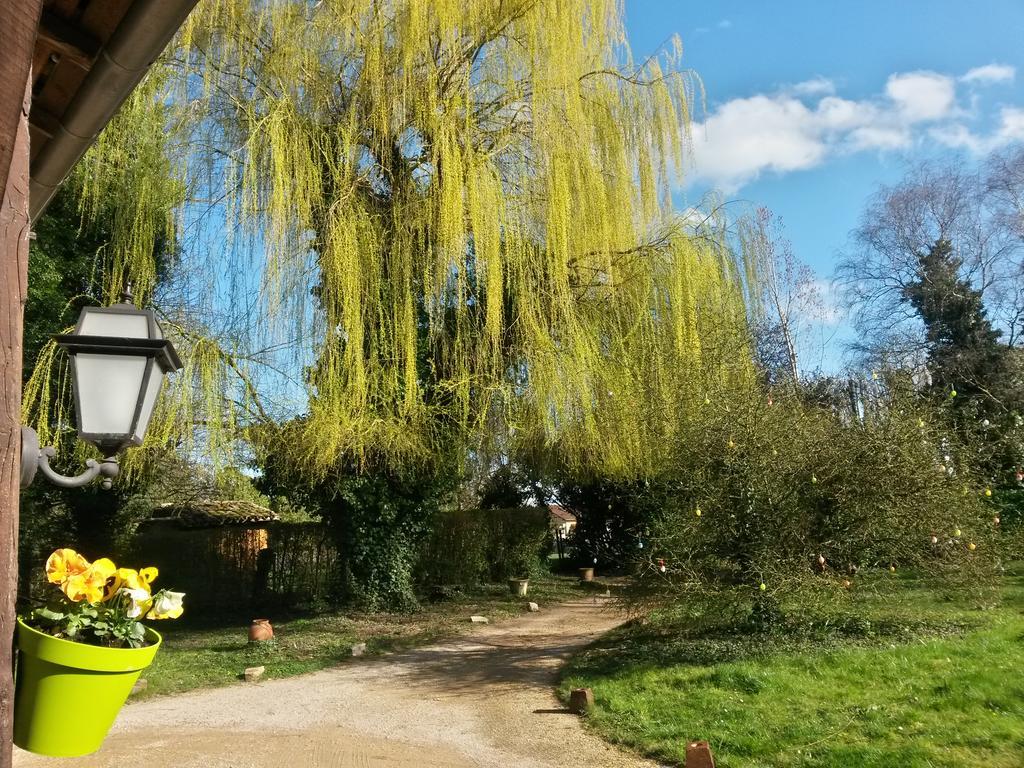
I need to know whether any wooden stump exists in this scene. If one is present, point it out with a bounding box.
[685,740,715,768]
[568,687,594,714]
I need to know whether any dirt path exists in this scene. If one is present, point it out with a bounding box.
[14,596,662,768]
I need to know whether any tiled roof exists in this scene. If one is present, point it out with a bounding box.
[151,500,279,529]
[548,504,577,523]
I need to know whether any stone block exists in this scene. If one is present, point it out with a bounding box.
[528,602,540,612]
[351,642,367,657]
[244,665,266,683]
[469,615,489,624]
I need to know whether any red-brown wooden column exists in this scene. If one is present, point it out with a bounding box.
[0,77,31,768]
[1,2,41,759]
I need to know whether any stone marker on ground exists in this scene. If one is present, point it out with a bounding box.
[244,665,266,683]
[528,602,540,612]
[685,740,715,768]
[569,687,594,714]
[130,679,148,696]
[469,615,489,624]
[351,642,367,657]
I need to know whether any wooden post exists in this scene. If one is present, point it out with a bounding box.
[0,55,36,768]
[685,740,716,768]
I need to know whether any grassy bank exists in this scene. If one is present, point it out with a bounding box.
[137,575,582,698]
[560,567,1024,768]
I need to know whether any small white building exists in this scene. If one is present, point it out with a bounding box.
[548,504,577,539]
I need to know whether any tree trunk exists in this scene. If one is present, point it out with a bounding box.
[0,67,33,768]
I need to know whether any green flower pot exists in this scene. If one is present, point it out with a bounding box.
[14,619,162,757]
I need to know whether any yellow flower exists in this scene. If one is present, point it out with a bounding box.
[45,548,88,586]
[147,591,185,620]
[63,558,116,604]
[140,567,159,586]
[104,567,152,602]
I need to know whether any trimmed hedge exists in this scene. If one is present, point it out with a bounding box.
[418,506,550,588]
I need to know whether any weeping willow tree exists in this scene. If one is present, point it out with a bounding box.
[21,0,760,609]
[28,0,758,483]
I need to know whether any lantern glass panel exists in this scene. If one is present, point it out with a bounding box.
[75,353,147,436]
[133,361,164,444]
[78,309,149,338]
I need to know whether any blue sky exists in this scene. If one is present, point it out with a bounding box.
[624,0,1024,370]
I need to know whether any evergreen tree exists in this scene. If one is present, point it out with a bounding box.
[903,239,1005,396]
[903,238,1022,477]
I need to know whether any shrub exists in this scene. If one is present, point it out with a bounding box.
[418,507,551,588]
[558,377,1003,623]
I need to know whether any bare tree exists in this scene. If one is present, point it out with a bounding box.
[744,208,828,384]
[984,147,1024,345]
[837,153,1024,363]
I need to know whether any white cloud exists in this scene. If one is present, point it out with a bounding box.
[884,71,956,121]
[997,107,1024,142]
[961,64,1016,85]
[848,125,910,151]
[816,96,875,132]
[694,18,733,35]
[690,97,826,192]
[685,65,1022,192]
[790,77,836,97]
[932,107,1024,153]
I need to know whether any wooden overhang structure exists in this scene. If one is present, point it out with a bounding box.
[0,2,198,765]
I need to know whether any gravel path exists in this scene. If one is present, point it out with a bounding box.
[14,595,661,768]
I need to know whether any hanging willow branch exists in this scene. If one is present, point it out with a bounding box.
[39,0,758,478]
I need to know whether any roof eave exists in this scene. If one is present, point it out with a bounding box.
[29,0,198,223]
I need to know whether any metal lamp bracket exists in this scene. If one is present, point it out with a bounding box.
[20,427,120,490]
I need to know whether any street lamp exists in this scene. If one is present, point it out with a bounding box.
[20,294,182,490]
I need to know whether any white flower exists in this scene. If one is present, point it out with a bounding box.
[121,587,152,619]
[147,590,185,620]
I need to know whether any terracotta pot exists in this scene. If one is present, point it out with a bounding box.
[578,567,594,582]
[509,578,529,596]
[249,619,274,643]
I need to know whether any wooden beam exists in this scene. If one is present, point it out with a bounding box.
[0,0,43,210]
[0,70,31,768]
[37,9,102,69]
[27,103,60,141]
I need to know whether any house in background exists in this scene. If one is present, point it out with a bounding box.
[548,504,577,560]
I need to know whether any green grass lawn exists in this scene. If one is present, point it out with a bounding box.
[137,575,582,698]
[560,567,1024,768]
